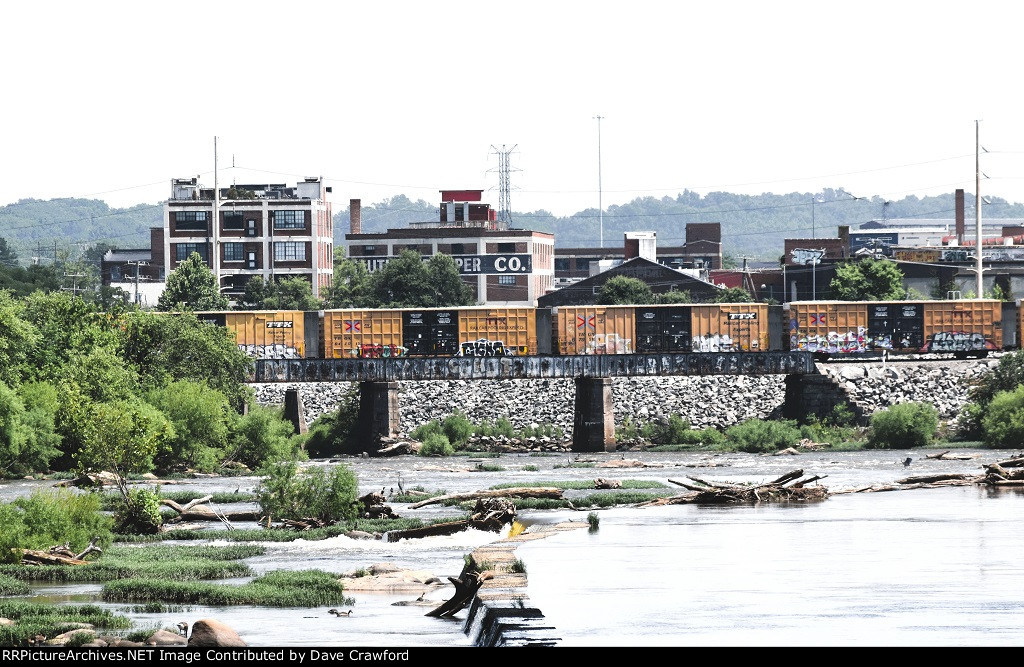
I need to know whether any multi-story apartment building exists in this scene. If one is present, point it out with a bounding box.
[163,177,333,298]
[344,190,554,306]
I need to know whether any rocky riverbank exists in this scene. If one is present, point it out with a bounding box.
[251,356,998,436]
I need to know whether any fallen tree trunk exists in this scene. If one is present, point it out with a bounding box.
[407,487,563,509]
[387,499,517,541]
[21,537,103,566]
[426,571,492,618]
[897,473,975,485]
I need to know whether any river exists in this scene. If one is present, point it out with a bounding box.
[3,448,1022,647]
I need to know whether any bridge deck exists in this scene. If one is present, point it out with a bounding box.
[254,352,815,383]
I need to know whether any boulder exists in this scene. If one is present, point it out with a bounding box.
[187,619,246,647]
[146,629,187,646]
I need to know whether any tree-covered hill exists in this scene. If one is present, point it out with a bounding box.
[5,189,1024,266]
[329,189,1024,260]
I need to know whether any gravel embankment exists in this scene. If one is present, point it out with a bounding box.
[251,356,998,435]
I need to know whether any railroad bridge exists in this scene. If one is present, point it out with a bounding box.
[255,351,820,452]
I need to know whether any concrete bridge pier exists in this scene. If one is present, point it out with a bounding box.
[354,381,400,449]
[572,377,615,452]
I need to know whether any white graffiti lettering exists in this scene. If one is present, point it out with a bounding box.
[926,331,989,352]
[240,344,300,359]
[585,333,633,355]
[458,339,514,357]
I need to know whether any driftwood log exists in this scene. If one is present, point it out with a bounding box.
[21,537,103,566]
[644,469,828,507]
[386,499,517,542]
[160,496,258,523]
[407,487,563,509]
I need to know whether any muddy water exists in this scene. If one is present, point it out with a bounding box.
[3,449,1021,646]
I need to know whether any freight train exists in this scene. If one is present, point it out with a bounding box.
[194,298,1019,362]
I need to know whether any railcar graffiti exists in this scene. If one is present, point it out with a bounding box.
[458,339,514,357]
[240,344,300,359]
[351,343,409,358]
[924,331,991,353]
[585,333,633,355]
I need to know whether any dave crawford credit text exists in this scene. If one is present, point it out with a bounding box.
[2,649,412,663]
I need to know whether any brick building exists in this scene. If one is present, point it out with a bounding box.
[344,190,554,306]
[162,176,333,299]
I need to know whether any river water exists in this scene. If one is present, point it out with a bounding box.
[3,449,1023,647]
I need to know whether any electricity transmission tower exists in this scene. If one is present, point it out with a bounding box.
[489,144,519,225]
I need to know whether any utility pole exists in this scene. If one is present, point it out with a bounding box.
[127,260,148,306]
[594,115,604,248]
[213,136,221,293]
[975,120,983,298]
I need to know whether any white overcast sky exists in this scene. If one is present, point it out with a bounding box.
[3,1,1023,219]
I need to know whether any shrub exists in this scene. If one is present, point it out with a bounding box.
[410,420,443,442]
[725,418,801,453]
[959,350,1024,439]
[980,386,1024,448]
[476,416,516,439]
[228,405,302,469]
[302,389,359,458]
[866,402,938,449]
[441,411,474,447]
[146,381,233,472]
[113,487,163,535]
[0,489,112,564]
[254,460,360,524]
[419,433,454,457]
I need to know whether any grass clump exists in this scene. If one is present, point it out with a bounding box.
[101,569,352,607]
[0,573,29,595]
[0,544,262,583]
[0,601,130,647]
[587,512,600,531]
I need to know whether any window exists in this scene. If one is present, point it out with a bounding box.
[274,242,306,262]
[223,212,244,230]
[554,258,570,271]
[223,243,244,262]
[174,210,208,232]
[273,210,306,230]
[451,243,465,255]
[497,242,516,253]
[175,243,208,263]
[498,275,516,285]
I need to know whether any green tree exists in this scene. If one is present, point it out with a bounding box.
[254,460,361,524]
[73,399,172,476]
[0,291,38,385]
[957,349,1024,440]
[225,405,302,469]
[157,252,229,311]
[0,238,17,265]
[145,381,234,473]
[117,310,253,412]
[657,289,692,304]
[712,287,753,303]
[830,258,906,301]
[240,276,322,310]
[324,257,372,308]
[367,250,474,307]
[597,276,654,305]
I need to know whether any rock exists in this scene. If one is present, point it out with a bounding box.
[146,629,187,646]
[187,619,246,647]
[45,629,96,646]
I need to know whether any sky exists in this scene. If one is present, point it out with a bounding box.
[3,1,1024,230]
